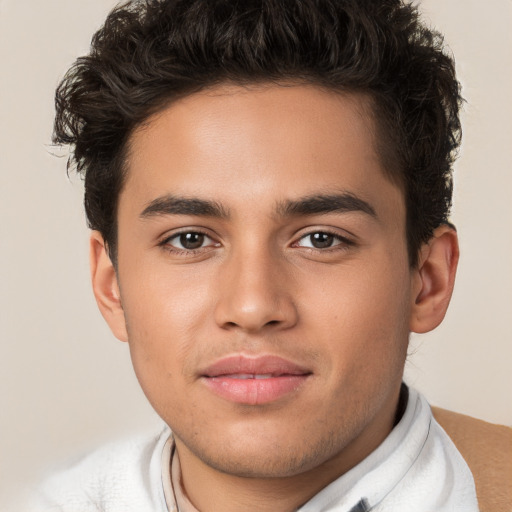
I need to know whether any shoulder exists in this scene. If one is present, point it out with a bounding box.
[29,426,172,512]
[432,406,512,512]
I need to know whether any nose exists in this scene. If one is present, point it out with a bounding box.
[214,246,298,333]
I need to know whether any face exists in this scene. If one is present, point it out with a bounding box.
[111,84,416,479]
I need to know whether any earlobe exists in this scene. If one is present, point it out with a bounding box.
[89,231,128,342]
[410,225,459,334]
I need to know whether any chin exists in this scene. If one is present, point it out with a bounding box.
[195,447,327,479]
[175,419,356,480]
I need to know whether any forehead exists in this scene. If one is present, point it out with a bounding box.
[122,83,402,219]
[130,83,377,158]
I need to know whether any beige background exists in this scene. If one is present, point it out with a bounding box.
[1,0,511,500]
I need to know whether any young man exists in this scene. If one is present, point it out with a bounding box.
[31,0,486,510]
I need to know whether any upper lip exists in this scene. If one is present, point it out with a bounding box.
[200,354,312,378]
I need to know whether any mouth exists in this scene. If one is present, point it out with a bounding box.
[200,354,312,405]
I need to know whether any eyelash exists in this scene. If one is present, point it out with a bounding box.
[158,229,355,256]
[159,229,218,256]
[292,230,355,252]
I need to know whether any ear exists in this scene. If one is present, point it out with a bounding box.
[410,225,459,333]
[89,231,128,342]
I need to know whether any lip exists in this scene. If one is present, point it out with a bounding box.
[200,354,312,405]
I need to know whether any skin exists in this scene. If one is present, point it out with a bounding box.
[91,84,459,512]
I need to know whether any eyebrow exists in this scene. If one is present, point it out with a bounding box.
[140,195,229,219]
[277,193,377,218]
[139,192,376,221]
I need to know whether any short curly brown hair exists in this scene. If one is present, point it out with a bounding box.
[54,0,462,267]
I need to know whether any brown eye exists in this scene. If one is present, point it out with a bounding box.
[309,232,335,249]
[296,232,338,249]
[166,231,215,251]
[294,231,353,251]
[179,232,205,249]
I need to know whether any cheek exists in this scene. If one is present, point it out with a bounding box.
[122,260,212,331]
[300,253,412,371]
[119,267,213,387]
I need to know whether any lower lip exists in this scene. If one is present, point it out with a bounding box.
[202,375,309,405]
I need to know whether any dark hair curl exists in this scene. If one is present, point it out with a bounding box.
[53,0,462,267]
